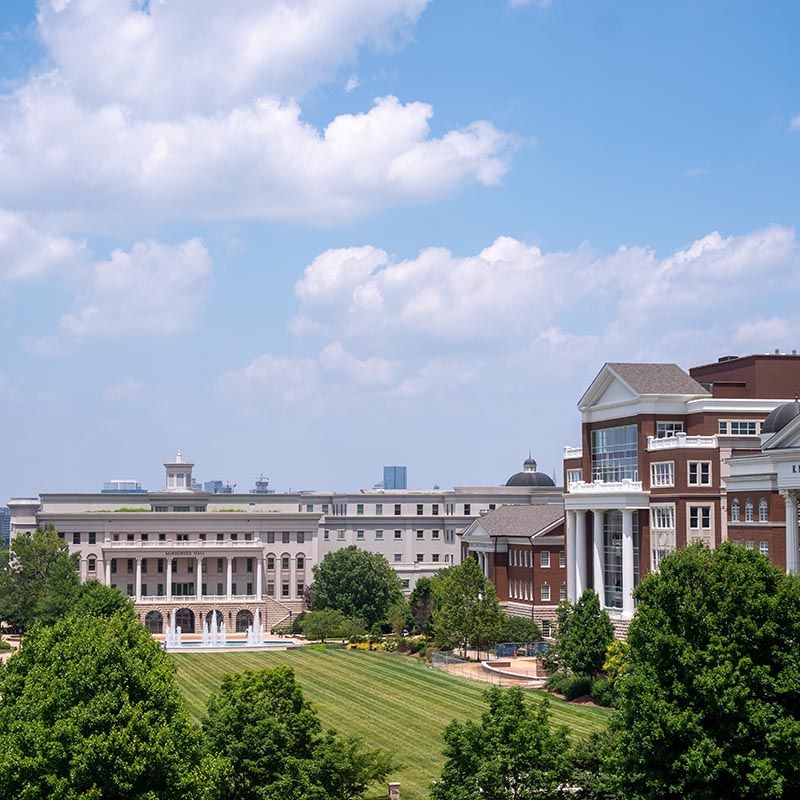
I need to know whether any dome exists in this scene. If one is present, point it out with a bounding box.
[762,399,800,434]
[505,456,555,487]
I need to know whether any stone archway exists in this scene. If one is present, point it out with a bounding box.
[236,609,253,633]
[205,609,223,632]
[175,607,195,634]
[144,610,163,634]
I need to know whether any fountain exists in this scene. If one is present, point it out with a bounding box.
[163,607,295,651]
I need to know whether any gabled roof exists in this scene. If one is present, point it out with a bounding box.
[469,503,564,539]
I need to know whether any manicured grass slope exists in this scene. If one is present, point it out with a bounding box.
[172,648,610,800]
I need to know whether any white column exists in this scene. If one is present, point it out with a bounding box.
[592,510,605,609]
[166,558,173,601]
[196,556,203,601]
[622,509,635,618]
[257,556,263,598]
[135,557,142,602]
[226,556,233,600]
[290,556,297,599]
[785,491,799,574]
[80,557,87,582]
[566,511,577,602]
[105,557,112,586]
[575,510,587,598]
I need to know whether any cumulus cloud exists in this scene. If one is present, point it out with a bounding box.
[0,80,514,229]
[38,0,427,117]
[222,224,800,409]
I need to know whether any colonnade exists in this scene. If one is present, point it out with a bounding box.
[782,489,800,574]
[476,550,491,579]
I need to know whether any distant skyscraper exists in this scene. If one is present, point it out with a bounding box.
[101,480,147,494]
[0,506,10,548]
[204,480,234,494]
[383,466,407,490]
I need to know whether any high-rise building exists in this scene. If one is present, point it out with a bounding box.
[204,480,234,494]
[383,466,407,490]
[101,480,146,494]
[0,506,10,548]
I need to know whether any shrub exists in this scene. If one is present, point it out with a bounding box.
[291,611,306,635]
[564,676,593,701]
[590,678,616,708]
[0,639,12,652]
[545,671,573,695]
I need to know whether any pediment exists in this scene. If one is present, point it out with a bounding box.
[461,522,491,542]
[764,413,800,451]
[579,365,637,410]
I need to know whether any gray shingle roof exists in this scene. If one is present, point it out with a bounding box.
[607,363,710,396]
[476,503,564,538]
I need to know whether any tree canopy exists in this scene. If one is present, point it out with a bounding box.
[408,576,435,636]
[544,590,614,679]
[432,557,504,657]
[0,525,80,631]
[431,687,572,800]
[615,542,800,800]
[0,611,203,799]
[202,665,394,800]
[309,546,403,628]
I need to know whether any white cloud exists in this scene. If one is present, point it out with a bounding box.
[790,114,800,132]
[0,209,87,281]
[37,0,428,117]
[0,80,514,229]
[222,224,800,409]
[25,238,212,350]
[345,75,360,93]
[508,0,553,8]
[102,379,143,403]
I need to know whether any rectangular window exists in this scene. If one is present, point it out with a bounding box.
[127,584,134,597]
[376,504,383,516]
[541,583,551,602]
[127,533,135,542]
[432,529,440,540]
[689,505,712,529]
[488,504,496,511]
[445,530,455,544]
[246,558,253,572]
[306,504,313,513]
[650,461,675,487]
[282,583,290,598]
[394,530,402,540]
[464,504,471,515]
[88,532,96,545]
[432,554,440,563]
[88,557,96,572]
[540,551,550,568]
[402,579,410,590]
[141,558,148,573]
[127,558,134,573]
[157,559,164,574]
[281,556,290,570]
[324,530,329,540]
[560,583,567,601]
[416,553,424,563]
[656,421,684,438]
[746,540,754,550]
[720,420,760,435]
[267,556,275,570]
[394,554,402,563]
[559,550,566,568]
[337,530,345,541]
[688,461,711,486]
[297,556,304,570]
[244,532,253,541]
[357,504,364,515]
[566,468,582,484]
[591,424,638,482]
[246,582,253,595]
[216,533,224,542]
[416,504,424,516]
[542,620,551,637]
[297,583,304,597]
[159,533,166,541]
[394,504,402,515]
[321,504,329,515]
[267,532,275,544]
[72,532,81,545]
[432,504,439,516]
[416,530,424,540]
[282,532,290,544]
[759,499,769,523]
[760,540,769,556]
[297,532,305,544]
[356,530,365,540]
[267,581,275,596]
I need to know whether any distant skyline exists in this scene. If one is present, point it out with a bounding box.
[1,1,799,497]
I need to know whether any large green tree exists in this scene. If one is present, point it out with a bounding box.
[544,590,613,679]
[432,557,504,657]
[309,546,403,628]
[0,525,80,631]
[431,687,572,800]
[202,665,394,800]
[615,542,800,799]
[0,611,203,799]
[408,576,435,636]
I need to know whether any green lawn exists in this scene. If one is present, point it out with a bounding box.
[172,647,611,800]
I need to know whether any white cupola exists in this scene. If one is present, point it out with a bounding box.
[164,450,195,492]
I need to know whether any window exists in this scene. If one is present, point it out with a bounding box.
[651,505,676,570]
[746,540,754,550]
[282,583,290,598]
[720,420,760,435]
[127,533,135,542]
[127,584,134,596]
[282,532,290,544]
[297,583,304,597]
[337,530,345,541]
[244,532,252,541]
[394,504,402,515]
[297,556,304,570]
[72,532,80,544]
[488,503,496,511]
[281,556,289,570]
[464,504,471,515]
[154,506,167,512]
[445,530,455,544]
[394,530,402,540]
[542,620,551,637]
[267,581,275,596]
[416,530,424,540]
[246,558,253,572]
[323,530,329,541]
[112,533,120,542]
[541,583,551,602]
[87,557,96,572]
[376,530,384,540]
[306,504,313,513]
[432,529,440,540]
[432,554,440,563]
[402,579,410,590]
[356,530,365,540]
[559,550,566,568]
[416,504,424,515]
[246,582,253,595]
[416,553,424,563]
[127,558,134,573]
[297,532,305,544]
[759,498,769,522]
[745,498,754,522]
[267,532,275,544]
[689,505,712,529]
[322,504,329,514]
[376,504,383,516]
[394,554,402,563]
[560,583,567,601]
[656,421,684,438]
[760,540,770,556]
[177,534,188,542]
[88,532,96,544]
[731,498,740,522]
[159,533,166,541]
[432,504,439,516]
[267,556,275,570]
[216,533,224,542]
[688,461,711,486]
[357,504,364,515]
[650,462,675,487]
[540,551,550,568]
[142,558,148,573]
[591,424,638,481]
[566,468,582,484]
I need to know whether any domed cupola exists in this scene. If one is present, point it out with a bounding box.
[761,398,800,435]
[505,456,555,487]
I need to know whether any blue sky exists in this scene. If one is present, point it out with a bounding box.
[1,0,798,497]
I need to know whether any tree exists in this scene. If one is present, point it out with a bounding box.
[309,546,403,628]
[545,590,613,679]
[408,576,436,636]
[387,597,409,635]
[302,609,347,641]
[432,558,504,658]
[431,687,572,800]
[0,611,203,798]
[202,666,394,800]
[70,580,134,619]
[500,615,542,644]
[0,525,80,631]
[615,542,800,800]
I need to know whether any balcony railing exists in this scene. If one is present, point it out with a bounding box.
[568,479,644,494]
[647,433,717,451]
[563,446,583,459]
[105,540,261,549]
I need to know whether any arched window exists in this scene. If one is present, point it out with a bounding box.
[205,609,223,632]
[745,498,754,522]
[236,609,253,633]
[144,610,163,634]
[759,498,769,522]
[175,608,195,634]
[731,499,740,522]
[87,556,97,572]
